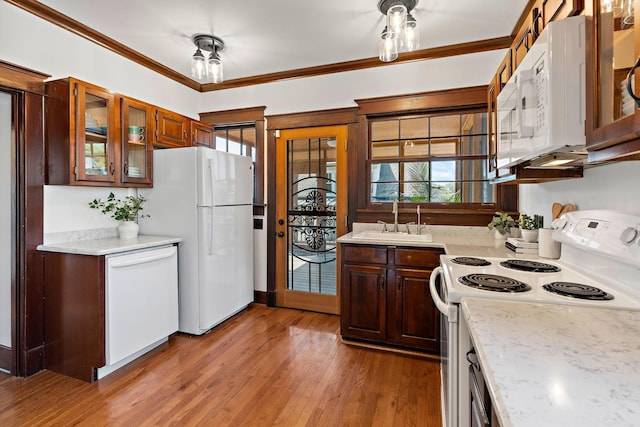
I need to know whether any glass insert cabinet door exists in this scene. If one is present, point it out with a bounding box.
[121,98,152,184]
[75,83,116,183]
[597,0,638,127]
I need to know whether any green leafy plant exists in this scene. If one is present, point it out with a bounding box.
[487,211,516,235]
[518,213,537,230]
[89,192,149,222]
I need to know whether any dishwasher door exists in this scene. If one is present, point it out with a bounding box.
[105,245,178,366]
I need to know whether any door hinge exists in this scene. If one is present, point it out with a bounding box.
[344,139,348,151]
[274,130,280,137]
[73,166,78,176]
[344,215,348,228]
[73,87,78,97]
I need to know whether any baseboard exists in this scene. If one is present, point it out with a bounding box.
[23,345,45,377]
[339,336,441,361]
[0,345,11,374]
[253,290,267,305]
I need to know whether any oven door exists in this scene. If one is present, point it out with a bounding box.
[430,266,459,427]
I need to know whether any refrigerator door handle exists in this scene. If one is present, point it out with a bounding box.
[206,206,214,256]
[208,158,216,206]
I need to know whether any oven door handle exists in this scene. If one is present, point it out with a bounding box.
[429,266,452,318]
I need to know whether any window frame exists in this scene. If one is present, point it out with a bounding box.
[367,108,492,205]
[354,86,517,226]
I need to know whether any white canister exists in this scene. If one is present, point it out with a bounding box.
[538,228,561,259]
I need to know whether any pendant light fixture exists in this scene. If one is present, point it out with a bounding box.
[191,34,225,83]
[377,0,420,62]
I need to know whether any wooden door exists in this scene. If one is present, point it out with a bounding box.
[190,120,214,147]
[75,83,117,184]
[274,126,347,314]
[340,264,387,341]
[121,97,153,186]
[155,109,188,148]
[391,268,439,351]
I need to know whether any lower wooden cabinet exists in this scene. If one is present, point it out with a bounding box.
[340,243,443,352]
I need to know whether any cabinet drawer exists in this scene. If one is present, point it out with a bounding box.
[342,244,387,265]
[394,248,442,268]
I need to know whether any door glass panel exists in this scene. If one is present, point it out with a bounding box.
[126,105,147,179]
[84,92,109,176]
[287,137,337,295]
[598,0,636,126]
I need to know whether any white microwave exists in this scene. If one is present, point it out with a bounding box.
[497,15,586,169]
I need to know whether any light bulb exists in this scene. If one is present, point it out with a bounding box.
[191,48,206,81]
[387,4,407,35]
[379,29,398,62]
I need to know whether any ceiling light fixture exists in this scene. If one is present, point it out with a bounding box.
[377,0,420,62]
[191,34,225,84]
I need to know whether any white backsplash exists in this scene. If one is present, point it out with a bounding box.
[43,186,135,243]
[519,161,640,223]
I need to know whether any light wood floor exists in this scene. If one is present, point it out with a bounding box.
[0,304,442,426]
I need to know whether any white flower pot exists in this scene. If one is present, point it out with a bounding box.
[494,229,507,239]
[118,221,139,239]
[521,229,538,243]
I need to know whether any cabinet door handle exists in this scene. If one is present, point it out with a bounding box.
[109,162,115,175]
[380,277,385,290]
[123,162,129,175]
[626,57,640,108]
[397,277,401,291]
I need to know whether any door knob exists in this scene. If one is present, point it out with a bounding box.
[277,231,285,238]
[278,219,285,225]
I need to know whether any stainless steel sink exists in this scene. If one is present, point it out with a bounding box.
[352,230,433,243]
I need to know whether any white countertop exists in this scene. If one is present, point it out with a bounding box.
[338,223,537,258]
[37,235,182,256]
[461,298,640,427]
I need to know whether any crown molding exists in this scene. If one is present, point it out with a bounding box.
[7,0,512,93]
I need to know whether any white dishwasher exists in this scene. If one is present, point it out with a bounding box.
[101,245,178,377]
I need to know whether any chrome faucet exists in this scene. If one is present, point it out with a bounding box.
[392,199,399,232]
[377,220,388,232]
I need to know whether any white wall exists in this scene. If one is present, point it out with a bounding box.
[519,161,640,223]
[44,186,134,233]
[0,3,200,119]
[0,93,11,347]
[200,50,507,115]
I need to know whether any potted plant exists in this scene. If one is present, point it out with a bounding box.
[518,213,538,242]
[89,192,149,239]
[487,211,516,239]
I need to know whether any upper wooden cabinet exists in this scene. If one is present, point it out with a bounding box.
[587,0,640,162]
[121,97,154,185]
[46,78,154,187]
[155,108,189,148]
[190,120,214,148]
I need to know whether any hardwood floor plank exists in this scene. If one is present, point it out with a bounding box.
[0,304,441,426]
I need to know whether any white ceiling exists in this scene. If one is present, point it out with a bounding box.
[37,0,529,83]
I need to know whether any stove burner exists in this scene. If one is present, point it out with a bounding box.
[543,282,614,300]
[458,274,531,293]
[451,257,491,266]
[500,259,561,273]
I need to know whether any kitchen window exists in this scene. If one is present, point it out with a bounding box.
[369,110,493,204]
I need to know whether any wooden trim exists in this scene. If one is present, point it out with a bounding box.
[355,86,487,115]
[204,37,512,92]
[512,0,538,38]
[266,108,358,130]
[5,0,200,91]
[0,61,48,95]
[5,0,512,92]
[0,345,11,372]
[253,290,267,305]
[199,106,266,124]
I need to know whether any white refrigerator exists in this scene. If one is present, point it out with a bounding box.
[140,147,254,335]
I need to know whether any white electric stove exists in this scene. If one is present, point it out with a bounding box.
[429,210,640,427]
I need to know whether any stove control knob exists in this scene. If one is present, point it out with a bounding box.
[620,227,639,245]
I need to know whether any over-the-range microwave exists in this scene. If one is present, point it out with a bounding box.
[497,15,586,169]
